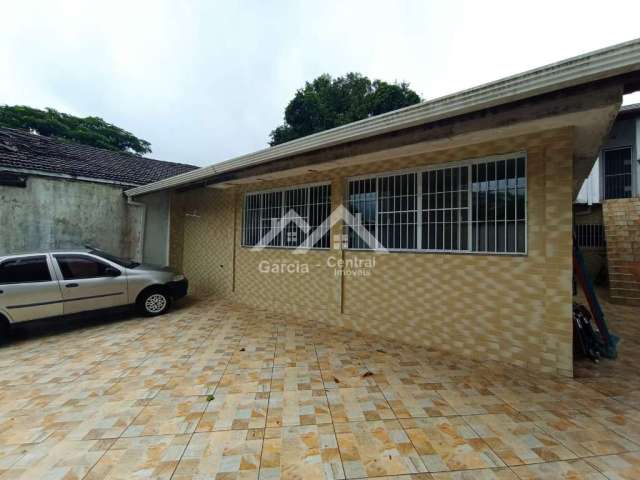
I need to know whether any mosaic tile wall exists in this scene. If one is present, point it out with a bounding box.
[603,197,640,305]
[171,128,575,376]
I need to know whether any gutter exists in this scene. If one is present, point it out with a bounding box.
[126,37,640,198]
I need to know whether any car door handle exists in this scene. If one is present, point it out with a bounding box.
[0,290,3,294]
[65,283,79,288]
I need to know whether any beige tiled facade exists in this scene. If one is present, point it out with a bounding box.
[603,198,640,305]
[170,128,575,376]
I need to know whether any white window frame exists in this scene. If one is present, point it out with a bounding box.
[345,151,528,255]
[241,181,332,249]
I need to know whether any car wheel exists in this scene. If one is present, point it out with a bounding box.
[139,290,171,316]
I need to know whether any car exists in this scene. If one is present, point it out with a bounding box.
[0,247,188,338]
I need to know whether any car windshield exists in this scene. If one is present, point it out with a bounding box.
[90,250,140,269]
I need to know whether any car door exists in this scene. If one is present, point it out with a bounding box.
[53,254,128,315]
[0,254,63,323]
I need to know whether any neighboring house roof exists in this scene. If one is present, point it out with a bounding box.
[0,127,198,186]
[126,37,640,198]
[618,102,640,116]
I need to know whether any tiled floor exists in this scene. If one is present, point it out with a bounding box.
[0,294,639,479]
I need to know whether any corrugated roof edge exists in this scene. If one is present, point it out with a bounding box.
[126,37,640,198]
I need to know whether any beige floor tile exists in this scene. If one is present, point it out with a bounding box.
[154,372,222,398]
[326,386,396,423]
[381,383,456,418]
[271,366,324,391]
[261,424,344,480]
[122,396,207,436]
[3,438,114,480]
[173,430,262,480]
[436,385,510,416]
[511,459,607,479]
[65,399,149,440]
[334,420,426,478]
[401,417,504,472]
[85,434,189,479]
[430,468,517,479]
[102,374,170,401]
[0,444,29,477]
[583,405,640,445]
[217,369,273,394]
[585,451,640,479]
[464,413,577,466]
[267,390,331,427]
[530,409,640,456]
[197,392,268,431]
[321,367,378,389]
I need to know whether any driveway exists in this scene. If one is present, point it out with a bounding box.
[0,296,639,479]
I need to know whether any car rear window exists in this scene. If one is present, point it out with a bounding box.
[0,256,52,284]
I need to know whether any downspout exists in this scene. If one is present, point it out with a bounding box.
[127,197,146,263]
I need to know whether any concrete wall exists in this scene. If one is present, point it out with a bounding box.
[0,174,139,257]
[169,127,575,376]
[138,191,171,266]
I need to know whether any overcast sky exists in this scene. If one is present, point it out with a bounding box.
[2,1,640,167]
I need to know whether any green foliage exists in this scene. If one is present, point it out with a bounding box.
[0,105,152,155]
[269,73,421,146]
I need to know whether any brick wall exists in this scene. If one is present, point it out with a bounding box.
[170,127,575,376]
[603,198,640,305]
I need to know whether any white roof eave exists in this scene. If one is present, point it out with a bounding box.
[126,37,640,198]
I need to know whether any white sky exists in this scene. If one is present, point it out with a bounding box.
[1,0,639,166]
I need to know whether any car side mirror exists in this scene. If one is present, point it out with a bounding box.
[105,267,121,277]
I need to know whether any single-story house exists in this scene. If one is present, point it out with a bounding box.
[127,38,640,377]
[0,127,197,262]
[574,103,640,304]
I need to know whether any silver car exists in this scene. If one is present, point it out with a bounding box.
[0,248,188,338]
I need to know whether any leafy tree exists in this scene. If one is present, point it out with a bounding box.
[0,105,152,155]
[269,73,421,146]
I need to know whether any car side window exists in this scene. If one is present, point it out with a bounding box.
[55,255,113,280]
[0,256,52,284]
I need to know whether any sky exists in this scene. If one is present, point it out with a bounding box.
[2,1,640,167]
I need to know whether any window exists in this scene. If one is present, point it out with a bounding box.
[603,147,633,199]
[574,224,606,249]
[55,255,113,280]
[346,154,527,254]
[242,184,331,248]
[0,256,51,284]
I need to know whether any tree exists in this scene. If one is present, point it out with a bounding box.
[269,73,421,146]
[0,105,152,155]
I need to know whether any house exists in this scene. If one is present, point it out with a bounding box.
[574,103,640,304]
[0,127,197,262]
[127,39,640,377]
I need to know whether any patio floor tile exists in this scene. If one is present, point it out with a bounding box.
[463,413,577,466]
[261,424,345,480]
[173,430,262,480]
[326,386,396,423]
[197,392,269,431]
[334,420,427,478]
[267,389,331,427]
[84,434,189,479]
[401,417,504,472]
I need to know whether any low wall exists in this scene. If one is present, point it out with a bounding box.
[0,175,140,258]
